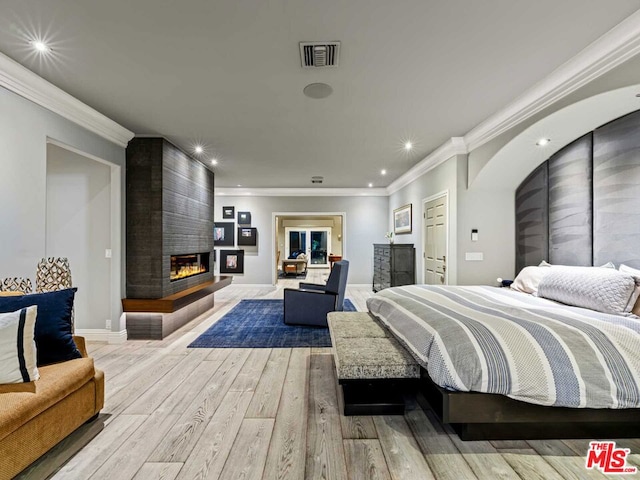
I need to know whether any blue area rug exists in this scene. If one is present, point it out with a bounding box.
[188,298,357,348]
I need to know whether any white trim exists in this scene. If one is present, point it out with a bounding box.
[464,10,640,151]
[228,284,278,290]
[387,139,467,194]
[217,187,387,197]
[422,191,449,285]
[387,11,640,195]
[0,51,134,147]
[75,328,128,344]
[272,211,347,286]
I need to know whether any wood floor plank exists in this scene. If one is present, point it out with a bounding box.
[218,418,275,480]
[50,414,146,479]
[156,360,224,415]
[305,353,349,480]
[335,367,377,440]
[89,411,179,480]
[123,349,210,414]
[444,424,521,480]
[263,348,310,480]
[229,348,271,392]
[526,440,609,479]
[149,348,250,462]
[245,348,291,418]
[405,408,477,480]
[500,448,564,480]
[176,390,253,480]
[131,463,183,480]
[344,439,392,480]
[374,415,435,480]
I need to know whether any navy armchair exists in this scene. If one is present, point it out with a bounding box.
[283,260,349,327]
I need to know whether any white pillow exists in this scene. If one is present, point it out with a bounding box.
[511,266,552,294]
[619,265,640,316]
[0,306,39,384]
[537,266,636,315]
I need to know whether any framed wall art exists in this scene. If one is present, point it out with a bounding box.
[237,227,257,246]
[237,211,251,226]
[222,206,235,219]
[393,204,412,234]
[213,222,235,246]
[220,250,244,274]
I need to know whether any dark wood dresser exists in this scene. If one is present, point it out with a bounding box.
[372,244,416,292]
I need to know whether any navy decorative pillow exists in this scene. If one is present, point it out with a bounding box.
[0,288,81,365]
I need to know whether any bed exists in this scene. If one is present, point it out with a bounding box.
[366,270,640,440]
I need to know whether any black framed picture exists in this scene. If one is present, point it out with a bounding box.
[222,206,235,219]
[237,227,257,246]
[213,222,235,246]
[237,211,251,226]
[220,250,244,274]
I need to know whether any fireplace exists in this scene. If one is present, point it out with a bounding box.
[170,253,210,282]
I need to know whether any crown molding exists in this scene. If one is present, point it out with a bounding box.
[215,187,388,197]
[386,137,467,195]
[463,9,640,151]
[0,51,134,147]
[386,11,640,195]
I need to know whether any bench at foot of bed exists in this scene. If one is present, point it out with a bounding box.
[327,311,420,415]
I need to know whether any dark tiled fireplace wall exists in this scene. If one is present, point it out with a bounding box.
[126,137,215,298]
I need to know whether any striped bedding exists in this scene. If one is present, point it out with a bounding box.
[366,285,640,409]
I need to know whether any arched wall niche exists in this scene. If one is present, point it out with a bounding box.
[515,108,640,272]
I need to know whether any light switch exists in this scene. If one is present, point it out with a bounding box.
[471,229,478,242]
[465,252,483,261]
[105,249,112,259]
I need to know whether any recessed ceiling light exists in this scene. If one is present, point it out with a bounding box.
[404,142,412,151]
[368,183,373,188]
[237,184,242,187]
[218,192,225,195]
[31,40,51,53]
[381,169,387,175]
[536,138,551,147]
[211,158,218,165]
[194,145,204,154]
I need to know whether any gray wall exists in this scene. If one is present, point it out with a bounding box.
[214,196,388,284]
[46,145,112,330]
[389,154,515,285]
[0,86,126,331]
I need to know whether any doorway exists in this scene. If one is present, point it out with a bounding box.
[423,192,448,285]
[46,141,120,336]
[273,213,345,285]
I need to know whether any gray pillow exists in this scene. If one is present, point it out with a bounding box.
[537,266,636,315]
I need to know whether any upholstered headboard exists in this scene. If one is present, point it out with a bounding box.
[515,109,640,273]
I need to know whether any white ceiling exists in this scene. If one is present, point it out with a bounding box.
[0,1,639,188]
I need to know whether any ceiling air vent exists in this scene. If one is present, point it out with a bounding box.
[300,42,340,68]
[311,176,324,184]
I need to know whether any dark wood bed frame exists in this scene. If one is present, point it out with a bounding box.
[418,370,640,441]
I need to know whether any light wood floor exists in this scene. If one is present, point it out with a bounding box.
[19,269,640,480]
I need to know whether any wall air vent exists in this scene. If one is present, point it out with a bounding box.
[300,42,340,68]
[311,176,324,184]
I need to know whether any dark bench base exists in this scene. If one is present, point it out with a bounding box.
[340,379,419,416]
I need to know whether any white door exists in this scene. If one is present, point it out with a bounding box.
[284,227,332,268]
[424,195,447,285]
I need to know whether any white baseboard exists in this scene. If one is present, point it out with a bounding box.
[347,284,373,288]
[230,284,278,290]
[75,328,128,344]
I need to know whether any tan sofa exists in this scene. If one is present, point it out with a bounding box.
[0,336,104,479]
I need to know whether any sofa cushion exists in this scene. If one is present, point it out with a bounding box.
[0,357,95,442]
[0,288,81,365]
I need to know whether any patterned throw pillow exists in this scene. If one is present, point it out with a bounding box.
[0,307,39,383]
[537,266,636,315]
